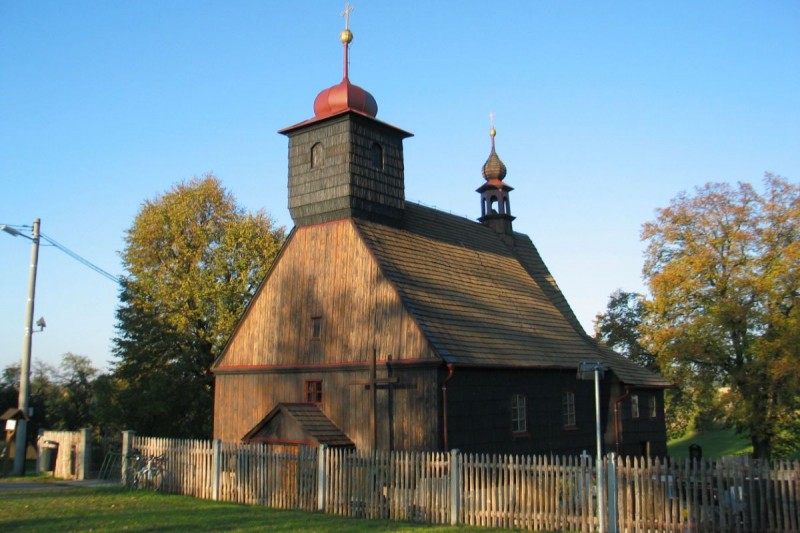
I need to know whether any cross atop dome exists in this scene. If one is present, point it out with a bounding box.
[341,2,354,30]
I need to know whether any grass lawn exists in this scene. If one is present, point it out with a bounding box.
[667,425,752,459]
[0,486,527,533]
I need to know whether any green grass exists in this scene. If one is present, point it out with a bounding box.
[668,425,752,459]
[0,486,527,532]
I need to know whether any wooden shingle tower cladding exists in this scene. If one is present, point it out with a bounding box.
[281,112,412,227]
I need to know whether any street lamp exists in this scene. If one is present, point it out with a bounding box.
[578,360,606,533]
[1,219,40,476]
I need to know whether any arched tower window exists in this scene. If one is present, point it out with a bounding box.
[311,142,325,168]
[371,142,383,170]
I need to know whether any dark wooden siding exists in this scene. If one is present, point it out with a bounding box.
[445,368,607,455]
[616,387,668,457]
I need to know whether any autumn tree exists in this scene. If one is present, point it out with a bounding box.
[112,175,285,438]
[641,175,799,458]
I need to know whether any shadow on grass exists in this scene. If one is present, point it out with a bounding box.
[1,487,508,532]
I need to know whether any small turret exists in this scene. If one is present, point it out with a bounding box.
[477,121,515,235]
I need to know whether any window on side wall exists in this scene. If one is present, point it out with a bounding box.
[648,395,657,418]
[311,316,322,341]
[631,394,640,419]
[562,391,576,428]
[511,394,527,435]
[305,380,322,404]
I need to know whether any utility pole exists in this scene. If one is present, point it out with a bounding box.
[12,218,40,476]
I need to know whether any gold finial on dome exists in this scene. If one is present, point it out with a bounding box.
[489,112,496,139]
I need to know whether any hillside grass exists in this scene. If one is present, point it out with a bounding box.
[667,425,752,459]
[0,486,530,533]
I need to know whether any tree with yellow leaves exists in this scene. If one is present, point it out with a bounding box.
[642,174,799,458]
[111,175,285,437]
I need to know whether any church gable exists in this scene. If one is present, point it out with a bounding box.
[214,218,439,369]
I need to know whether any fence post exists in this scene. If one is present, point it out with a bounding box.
[121,430,135,486]
[317,444,327,512]
[211,439,221,501]
[449,449,460,525]
[35,428,45,474]
[78,428,91,480]
[606,453,618,533]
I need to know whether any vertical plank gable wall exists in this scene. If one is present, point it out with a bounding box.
[214,219,440,448]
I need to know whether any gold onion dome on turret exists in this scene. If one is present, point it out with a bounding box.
[481,127,507,181]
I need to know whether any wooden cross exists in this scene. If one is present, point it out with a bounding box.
[352,349,399,450]
[341,2,354,30]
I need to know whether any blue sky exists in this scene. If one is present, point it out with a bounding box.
[1,1,798,372]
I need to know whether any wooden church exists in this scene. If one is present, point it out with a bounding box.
[212,14,670,457]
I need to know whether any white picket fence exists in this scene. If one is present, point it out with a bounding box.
[124,433,800,532]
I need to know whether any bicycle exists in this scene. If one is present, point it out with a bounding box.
[126,452,167,491]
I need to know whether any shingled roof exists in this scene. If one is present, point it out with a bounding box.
[243,403,355,448]
[354,203,670,388]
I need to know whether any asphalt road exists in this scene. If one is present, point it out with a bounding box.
[0,479,118,490]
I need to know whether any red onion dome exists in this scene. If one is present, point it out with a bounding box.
[314,80,378,118]
[312,22,378,119]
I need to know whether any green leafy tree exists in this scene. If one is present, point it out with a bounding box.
[594,290,657,371]
[641,175,799,458]
[113,175,285,438]
[0,365,19,414]
[51,353,98,431]
[1,361,61,449]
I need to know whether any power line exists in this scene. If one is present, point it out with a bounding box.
[39,232,121,285]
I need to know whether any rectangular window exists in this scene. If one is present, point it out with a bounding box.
[648,395,657,418]
[305,380,322,403]
[631,394,640,419]
[311,316,322,340]
[562,391,576,427]
[511,394,527,434]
